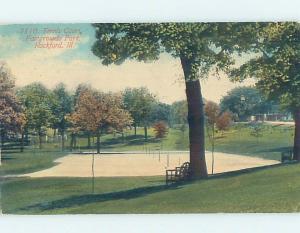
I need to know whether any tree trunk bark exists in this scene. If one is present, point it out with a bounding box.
[180,55,208,178]
[70,133,76,151]
[38,131,42,149]
[20,132,24,152]
[96,130,101,154]
[293,109,300,161]
[24,127,29,146]
[134,123,137,136]
[61,129,65,151]
[122,132,125,143]
[1,130,4,147]
[74,135,77,149]
[87,133,91,148]
[144,126,148,141]
[70,133,73,151]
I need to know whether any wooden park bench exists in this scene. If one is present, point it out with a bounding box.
[281,150,293,163]
[166,162,191,185]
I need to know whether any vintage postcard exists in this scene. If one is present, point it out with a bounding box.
[0,22,299,214]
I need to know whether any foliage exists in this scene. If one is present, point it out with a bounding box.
[231,22,300,112]
[149,102,171,125]
[123,87,156,127]
[69,88,132,135]
[0,62,25,136]
[52,83,73,133]
[230,22,300,159]
[153,121,168,139]
[205,101,220,126]
[216,111,232,132]
[91,23,244,177]
[204,101,220,174]
[220,86,275,121]
[16,83,57,148]
[170,100,188,127]
[91,23,239,80]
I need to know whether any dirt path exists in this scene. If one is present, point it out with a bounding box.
[20,151,279,178]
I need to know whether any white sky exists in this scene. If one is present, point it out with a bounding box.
[1,24,255,104]
[5,51,255,104]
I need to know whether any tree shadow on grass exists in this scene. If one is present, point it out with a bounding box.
[0,156,16,160]
[103,135,157,147]
[20,183,182,212]
[208,162,296,181]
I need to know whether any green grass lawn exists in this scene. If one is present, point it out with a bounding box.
[1,123,298,214]
[2,163,300,214]
[1,145,68,176]
[74,123,294,160]
[0,123,294,176]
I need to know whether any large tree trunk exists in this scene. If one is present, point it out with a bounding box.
[96,130,101,154]
[293,109,300,161]
[180,56,208,178]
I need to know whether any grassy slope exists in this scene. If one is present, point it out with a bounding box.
[78,124,294,160]
[2,163,300,214]
[1,146,68,175]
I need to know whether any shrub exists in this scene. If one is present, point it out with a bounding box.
[153,121,168,139]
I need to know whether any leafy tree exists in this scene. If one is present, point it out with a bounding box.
[52,83,73,150]
[204,101,220,174]
[73,83,94,148]
[149,102,171,126]
[17,83,56,149]
[123,87,156,140]
[0,62,25,150]
[216,111,232,132]
[73,83,92,105]
[92,23,239,177]
[69,88,132,153]
[231,22,300,160]
[220,87,272,121]
[170,100,188,128]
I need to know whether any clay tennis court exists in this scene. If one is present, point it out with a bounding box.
[21,151,279,177]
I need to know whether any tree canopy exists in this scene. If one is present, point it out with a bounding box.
[92,23,238,80]
[92,23,243,178]
[123,87,156,140]
[16,83,56,148]
[69,87,132,153]
[0,62,25,140]
[220,86,275,121]
[230,22,300,160]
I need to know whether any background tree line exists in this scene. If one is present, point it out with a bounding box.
[2,61,231,154]
[1,59,289,155]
